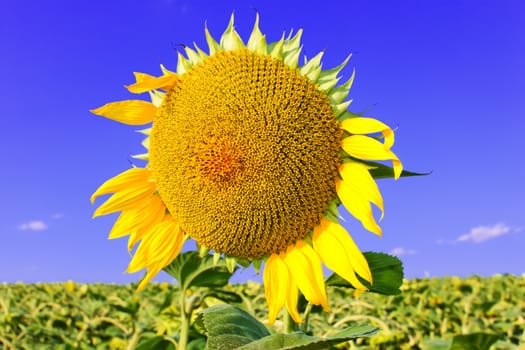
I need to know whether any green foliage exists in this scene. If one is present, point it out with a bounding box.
[196,304,377,350]
[163,251,234,292]
[0,275,523,349]
[326,252,404,295]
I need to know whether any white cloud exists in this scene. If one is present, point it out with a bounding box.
[457,223,512,243]
[390,247,416,256]
[17,220,48,231]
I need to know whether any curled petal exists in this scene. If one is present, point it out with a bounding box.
[107,195,164,240]
[337,179,382,236]
[125,72,180,94]
[341,117,395,148]
[127,216,184,291]
[264,254,288,324]
[91,167,151,204]
[90,100,156,125]
[341,135,403,179]
[93,181,156,217]
[284,241,330,311]
[339,161,384,219]
[263,253,301,325]
[313,219,372,289]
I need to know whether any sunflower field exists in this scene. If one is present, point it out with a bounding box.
[0,275,523,350]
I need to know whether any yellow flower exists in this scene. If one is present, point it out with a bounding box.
[91,14,402,324]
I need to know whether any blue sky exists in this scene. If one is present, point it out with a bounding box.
[2,0,524,284]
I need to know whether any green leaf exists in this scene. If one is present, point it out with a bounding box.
[163,251,235,292]
[195,304,270,350]
[135,336,176,350]
[326,252,404,295]
[203,290,243,304]
[420,339,452,350]
[237,325,378,350]
[345,159,430,179]
[449,333,500,350]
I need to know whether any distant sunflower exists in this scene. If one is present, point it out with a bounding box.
[91,15,402,324]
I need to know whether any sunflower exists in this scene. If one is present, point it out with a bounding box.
[91,15,402,324]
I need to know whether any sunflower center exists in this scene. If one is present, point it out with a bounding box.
[151,49,342,258]
[195,140,243,182]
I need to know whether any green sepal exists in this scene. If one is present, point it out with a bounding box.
[163,251,234,292]
[252,258,263,275]
[326,252,404,295]
[337,110,362,122]
[131,153,149,161]
[318,76,340,93]
[332,100,352,117]
[328,70,355,104]
[343,158,430,179]
[148,90,165,107]
[176,52,192,75]
[198,245,210,257]
[184,46,202,65]
[299,50,324,78]
[220,13,245,51]
[205,25,221,55]
[247,13,267,54]
[283,28,303,55]
[225,256,237,273]
[213,251,221,265]
[193,42,208,60]
[269,34,285,58]
[159,63,175,75]
[318,54,351,82]
[283,46,302,69]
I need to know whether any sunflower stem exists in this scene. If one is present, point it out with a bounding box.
[284,311,297,333]
[301,303,313,333]
[178,294,189,350]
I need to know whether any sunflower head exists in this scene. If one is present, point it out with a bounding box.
[91,14,402,323]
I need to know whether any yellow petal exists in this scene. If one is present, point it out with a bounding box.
[125,197,166,251]
[339,161,384,219]
[108,195,164,240]
[284,241,330,311]
[341,117,395,148]
[125,72,180,94]
[90,100,156,125]
[91,167,151,204]
[93,181,155,217]
[313,219,372,288]
[341,135,403,179]
[336,179,382,236]
[128,216,184,274]
[263,253,289,325]
[284,276,302,324]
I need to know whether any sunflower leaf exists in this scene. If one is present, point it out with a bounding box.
[237,325,378,350]
[202,290,243,304]
[449,333,501,350]
[326,252,404,295]
[163,251,235,292]
[195,304,270,350]
[135,336,176,350]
